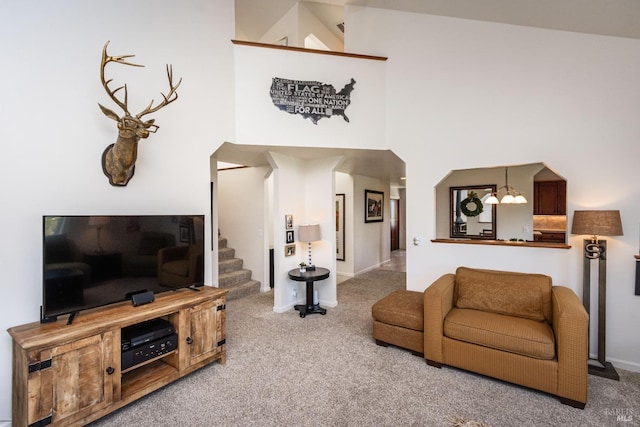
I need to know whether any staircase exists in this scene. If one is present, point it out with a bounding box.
[218,236,261,300]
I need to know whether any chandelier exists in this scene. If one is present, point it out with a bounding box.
[485,167,527,204]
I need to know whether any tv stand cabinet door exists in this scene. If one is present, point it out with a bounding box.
[23,332,115,426]
[184,297,226,367]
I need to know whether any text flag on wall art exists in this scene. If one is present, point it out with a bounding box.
[270,77,356,124]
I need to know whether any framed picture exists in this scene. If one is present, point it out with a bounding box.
[285,214,293,230]
[336,194,345,261]
[286,230,294,243]
[365,189,384,223]
[284,244,296,257]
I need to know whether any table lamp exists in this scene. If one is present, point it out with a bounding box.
[571,209,623,380]
[298,224,321,268]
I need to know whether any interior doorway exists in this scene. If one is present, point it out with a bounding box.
[390,198,400,251]
[213,142,406,293]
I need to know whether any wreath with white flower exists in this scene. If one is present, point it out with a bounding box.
[460,191,484,217]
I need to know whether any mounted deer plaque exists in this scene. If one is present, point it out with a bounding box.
[98,41,182,186]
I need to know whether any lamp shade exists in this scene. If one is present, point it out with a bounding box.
[298,224,321,242]
[500,194,515,204]
[514,194,528,204]
[485,194,499,205]
[571,210,623,236]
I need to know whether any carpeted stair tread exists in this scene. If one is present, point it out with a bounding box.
[219,269,253,287]
[218,246,235,261]
[219,258,243,273]
[224,280,261,301]
[217,235,260,300]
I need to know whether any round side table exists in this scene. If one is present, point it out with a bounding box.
[288,267,330,318]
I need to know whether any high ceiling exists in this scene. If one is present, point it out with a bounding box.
[230,0,639,187]
[236,0,640,42]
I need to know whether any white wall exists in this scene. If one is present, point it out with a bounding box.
[302,156,342,306]
[233,43,386,149]
[298,3,344,51]
[259,3,300,46]
[258,2,343,51]
[336,171,392,277]
[217,166,270,289]
[0,0,235,420]
[335,172,355,276]
[267,152,339,312]
[353,175,391,275]
[346,6,640,371]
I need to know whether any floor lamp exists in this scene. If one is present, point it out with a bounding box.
[571,210,623,380]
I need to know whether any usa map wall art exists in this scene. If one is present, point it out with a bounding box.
[270,77,356,124]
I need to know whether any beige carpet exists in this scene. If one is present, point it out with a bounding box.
[90,269,640,426]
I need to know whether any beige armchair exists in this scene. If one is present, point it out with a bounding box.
[424,267,588,408]
[157,244,203,288]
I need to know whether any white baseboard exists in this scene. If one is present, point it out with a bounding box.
[355,262,384,276]
[588,352,640,373]
[609,358,640,373]
[273,301,296,313]
[320,299,337,308]
[336,271,355,278]
[0,421,11,427]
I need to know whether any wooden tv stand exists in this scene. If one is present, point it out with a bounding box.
[8,286,227,427]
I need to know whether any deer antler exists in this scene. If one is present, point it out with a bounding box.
[100,40,144,116]
[136,65,183,118]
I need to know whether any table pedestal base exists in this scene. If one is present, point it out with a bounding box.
[294,303,326,318]
[295,280,326,318]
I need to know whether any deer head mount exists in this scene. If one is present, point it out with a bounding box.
[99,41,182,186]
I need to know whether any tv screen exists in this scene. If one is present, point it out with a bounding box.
[42,215,204,322]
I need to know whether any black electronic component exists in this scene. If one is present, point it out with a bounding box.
[121,318,175,350]
[121,333,178,370]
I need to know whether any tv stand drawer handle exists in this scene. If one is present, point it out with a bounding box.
[186,337,193,345]
[106,366,115,375]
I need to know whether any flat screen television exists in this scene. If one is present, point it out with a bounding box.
[42,215,205,323]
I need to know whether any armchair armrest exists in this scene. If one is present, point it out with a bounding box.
[552,285,588,405]
[424,273,456,363]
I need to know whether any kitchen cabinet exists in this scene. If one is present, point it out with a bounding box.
[534,181,566,215]
[534,231,566,244]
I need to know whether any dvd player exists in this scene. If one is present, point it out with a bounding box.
[121,318,175,351]
[121,333,178,370]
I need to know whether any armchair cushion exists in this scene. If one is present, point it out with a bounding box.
[456,277,544,321]
[455,267,551,322]
[444,308,556,359]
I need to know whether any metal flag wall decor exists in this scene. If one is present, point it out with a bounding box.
[270,77,356,124]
